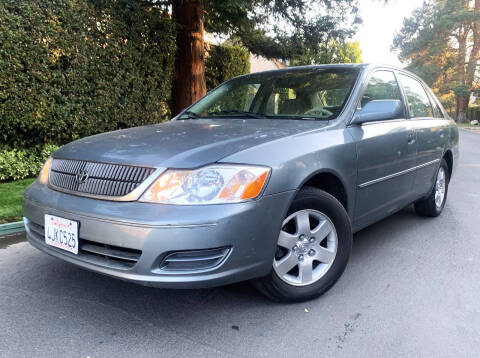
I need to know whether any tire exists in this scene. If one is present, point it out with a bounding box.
[414,158,449,217]
[254,187,352,303]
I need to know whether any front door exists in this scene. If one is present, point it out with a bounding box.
[348,70,417,230]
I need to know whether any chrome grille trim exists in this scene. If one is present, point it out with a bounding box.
[48,159,164,201]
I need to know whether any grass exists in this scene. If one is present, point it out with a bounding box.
[0,178,35,224]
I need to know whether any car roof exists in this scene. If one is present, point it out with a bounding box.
[235,63,414,77]
[231,63,426,87]
[235,63,367,78]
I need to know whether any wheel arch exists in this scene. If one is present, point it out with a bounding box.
[443,149,453,180]
[297,169,350,214]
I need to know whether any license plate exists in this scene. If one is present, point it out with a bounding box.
[44,214,79,254]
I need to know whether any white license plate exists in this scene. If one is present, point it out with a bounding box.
[44,214,79,254]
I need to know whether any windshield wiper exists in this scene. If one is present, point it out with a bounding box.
[263,114,329,121]
[207,110,265,119]
[180,110,200,119]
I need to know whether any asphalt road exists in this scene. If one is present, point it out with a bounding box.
[1,130,479,358]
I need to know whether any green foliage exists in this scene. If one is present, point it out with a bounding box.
[203,0,360,60]
[392,0,480,120]
[454,85,471,97]
[0,0,176,148]
[0,178,36,223]
[205,44,250,91]
[468,106,480,122]
[290,40,362,66]
[0,145,59,182]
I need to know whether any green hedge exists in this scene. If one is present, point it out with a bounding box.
[206,44,250,91]
[468,106,480,122]
[0,0,176,148]
[0,145,59,182]
[0,1,250,182]
[0,1,250,149]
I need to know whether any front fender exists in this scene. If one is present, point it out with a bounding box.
[220,127,357,218]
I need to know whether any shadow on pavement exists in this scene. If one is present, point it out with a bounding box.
[0,232,26,250]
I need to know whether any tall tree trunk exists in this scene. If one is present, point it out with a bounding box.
[171,0,206,116]
[455,25,468,122]
[461,0,480,123]
[456,96,469,123]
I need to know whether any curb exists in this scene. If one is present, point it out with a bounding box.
[460,127,480,132]
[0,221,25,237]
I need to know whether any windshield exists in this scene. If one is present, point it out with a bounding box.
[180,68,359,121]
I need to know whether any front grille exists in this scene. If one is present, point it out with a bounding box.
[49,159,155,197]
[160,247,230,271]
[26,221,141,270]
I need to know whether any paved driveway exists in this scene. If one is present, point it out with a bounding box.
[1,130,479,358]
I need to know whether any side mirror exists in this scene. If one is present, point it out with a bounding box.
[352,100,404,124]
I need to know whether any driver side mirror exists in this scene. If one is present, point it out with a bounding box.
[352,100,404,124]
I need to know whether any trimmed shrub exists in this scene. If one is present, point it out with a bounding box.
[205,44,250,91]
[0,0,175,148]
[467,106,480,122]
[0,145,59,182]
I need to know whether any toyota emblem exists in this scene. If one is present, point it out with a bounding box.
[75,169,89,184]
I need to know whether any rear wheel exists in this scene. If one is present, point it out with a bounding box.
[254,187,352,302]
[414,158,449,217]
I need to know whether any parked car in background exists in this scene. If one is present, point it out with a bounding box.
[23,64,458,302]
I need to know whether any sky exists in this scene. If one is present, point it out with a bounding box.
[354,0,426,67]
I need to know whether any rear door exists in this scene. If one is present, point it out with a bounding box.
[348,70,417,230]
[397,73,448,198]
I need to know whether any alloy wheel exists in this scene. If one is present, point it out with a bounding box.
[435,167,446,209]
[273,209,338,286]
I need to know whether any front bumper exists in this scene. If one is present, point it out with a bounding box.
[23,181,295,288]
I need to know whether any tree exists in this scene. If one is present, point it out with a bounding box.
[393,0,480,122]
[290,40,362,66]
[167,0,361,115]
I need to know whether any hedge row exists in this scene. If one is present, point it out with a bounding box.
[0,0,250,181]
[0,1,250,149]
[206,44,250,91]
[0,145,59,182]
[0,0,177,149]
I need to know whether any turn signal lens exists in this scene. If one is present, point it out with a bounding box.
[140,165,270,205]
[38,157,53,185]
[220,170,269,200]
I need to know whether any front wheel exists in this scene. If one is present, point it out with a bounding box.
[254,187,352,302]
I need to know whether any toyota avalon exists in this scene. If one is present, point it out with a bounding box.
[23,64,459,302]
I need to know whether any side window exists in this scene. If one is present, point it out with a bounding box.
[361,71,402,108]
[398,74,433,118]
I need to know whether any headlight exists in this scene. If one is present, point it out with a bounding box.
[38,157,53,185]
[139,165,270,205]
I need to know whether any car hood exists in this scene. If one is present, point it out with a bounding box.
[53,118,329,168]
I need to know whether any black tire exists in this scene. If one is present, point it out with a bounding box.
[414,158,449,217]
[253,187,352,303]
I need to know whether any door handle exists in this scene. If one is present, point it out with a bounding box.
[407,131,415,145]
